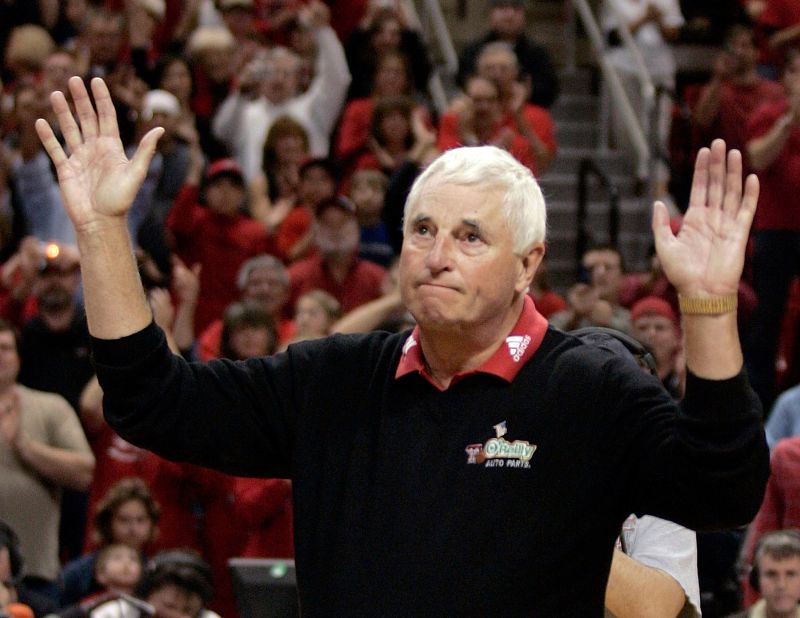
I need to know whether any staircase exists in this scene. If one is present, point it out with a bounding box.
[428,0,654,289]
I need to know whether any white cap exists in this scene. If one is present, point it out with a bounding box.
[136,0,166,19]
[141,89,180,121]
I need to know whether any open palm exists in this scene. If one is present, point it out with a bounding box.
[652,139,759,297]
[35,77,163,229]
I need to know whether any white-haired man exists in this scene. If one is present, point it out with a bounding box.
[211,0,350,179]
[35,76,767,615]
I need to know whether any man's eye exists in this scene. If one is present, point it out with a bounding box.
[465,233,481,243]
[416,225,429,235]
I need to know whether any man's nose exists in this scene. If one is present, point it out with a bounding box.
[425,235,454,273]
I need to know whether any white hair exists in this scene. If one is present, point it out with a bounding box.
[403,146,546,254]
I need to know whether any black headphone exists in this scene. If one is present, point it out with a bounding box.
[749,529,800,593]
[570,326,658,377]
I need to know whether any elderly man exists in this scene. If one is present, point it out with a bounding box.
[212,0,350,179]
[35,76,767,615]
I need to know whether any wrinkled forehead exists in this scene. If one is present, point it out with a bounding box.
[406,180,506,222]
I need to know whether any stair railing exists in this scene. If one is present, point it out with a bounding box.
[403,0,459,114]
[576,157,620,277]
[570,0,652,185]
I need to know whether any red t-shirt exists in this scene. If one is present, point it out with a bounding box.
[437,112,539,174]
[746,97,800,231]
[167,185,275,332]
[697,78,784,155]
[234,478,295,558]
[288,254,386,313]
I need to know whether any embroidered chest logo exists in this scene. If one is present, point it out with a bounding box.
[402,335,418,355]
[505,335,531,362]
[465,420,537,469]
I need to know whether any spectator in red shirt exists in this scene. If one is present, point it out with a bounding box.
[288,195,386,313]
[693,24,784,154]
[744,49,800,409]
[166,152,274,334]
[438,76,539,174]
[475,42,557,174]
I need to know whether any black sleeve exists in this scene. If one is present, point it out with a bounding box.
[608,360,769,530]
[92,322,298,478]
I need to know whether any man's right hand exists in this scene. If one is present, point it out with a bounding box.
[34,76,163,233]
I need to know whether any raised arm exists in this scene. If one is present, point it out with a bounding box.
[652,139,758,379]
[35,76,163,339]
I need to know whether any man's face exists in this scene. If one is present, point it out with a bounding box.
[263,56,299,104]
[350,181,384,219]
[205,177,244,217]
[0,332,20,389]
[243,267,288,317]
[373,17,402,52]
[477,50,518,90]
[490,5,525,39]
[111,499,153,549]
[299,167,336,207]
[759,554,800,616]
[314,207,360,260]
[582,249,622,303]
[399,183,540,333]
[34,267,79,312]
[43,52,76,94]
[632,314,678,368]
[467,77,501,122]
[728,31,758,74]
[88,16,123,65]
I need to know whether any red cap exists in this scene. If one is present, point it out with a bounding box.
[205,158,244,184]
[630,296,679,328]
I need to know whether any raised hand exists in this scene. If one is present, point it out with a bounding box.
[652,139,759,297]
[34,76,163,232]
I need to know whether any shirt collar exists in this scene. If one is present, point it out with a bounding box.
[395,295,548,390]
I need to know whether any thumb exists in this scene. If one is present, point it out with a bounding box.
[651,200,674,250]
[129,126,165,183]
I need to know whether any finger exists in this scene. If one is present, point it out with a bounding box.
[735,174,760,231]
[91,77,120,138]
[128,126,165,185]
[706,139,726,210]
[722,148,743,218]
[651,200,674,245]
[68,76,99,140]
[50,89,83,153]
[688,147,710,209]
[34,118,69,169]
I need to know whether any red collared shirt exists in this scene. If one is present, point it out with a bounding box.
[395,295,549,390]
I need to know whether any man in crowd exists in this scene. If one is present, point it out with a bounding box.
[212,0,350,179]
[34,76,767,614]
[458,0,559,108]
[693,24,784,154]
[0,320,94,603]
[745,49,800,409]
[732,530,800,618]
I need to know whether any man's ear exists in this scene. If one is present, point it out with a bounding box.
[516,242,545,294]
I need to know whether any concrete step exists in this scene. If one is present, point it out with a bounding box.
[548,147,633,176]
[550,94,598,123]
[555,119,597,148]
[538,170,640,203]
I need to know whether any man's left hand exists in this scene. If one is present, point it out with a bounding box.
[652,139,759,297]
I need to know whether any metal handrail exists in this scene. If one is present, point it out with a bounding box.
[576,157,620,276]
[403,0,458,114]
[570,0,651,178]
